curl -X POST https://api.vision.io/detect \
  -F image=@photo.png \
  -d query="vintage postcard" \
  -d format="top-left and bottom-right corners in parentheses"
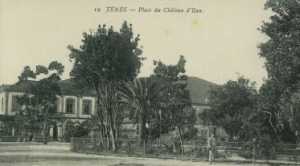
top-left (0, 0), bottom-right (299, 165)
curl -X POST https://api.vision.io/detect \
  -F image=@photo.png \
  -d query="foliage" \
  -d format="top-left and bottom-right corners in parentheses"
top-left (68, 21), bottom-right (143, 84)
top-left (15, 61), bottom-right (64, 144)
top-left (258, 80), bottom-right (299, 143)
top-left (119, 55), bottom-right (195, 154)
top-left (63, 121), bottom-right (75, 142)
top-left (205, 76), bottom-right (258, 140)
top-left (260, 0), bottom-right (300, 90)
top-left (63, 121), bottom-right (92, 142)
top-left (73, 120), bottom-right (93, 137)
top-left (68, 21), bottom-right (143, 151)
top-left (258, 0), bottom-right (300, 143)
top-left (151, 55), bottom-right (196, 153)
top-left (120, 77), bottom-right (166, 144)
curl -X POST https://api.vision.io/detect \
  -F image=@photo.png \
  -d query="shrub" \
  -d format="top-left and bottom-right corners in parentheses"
top-left (64, 121), bottom-right (91, 142)
top-left (239, 135), bottom-right (277, 160)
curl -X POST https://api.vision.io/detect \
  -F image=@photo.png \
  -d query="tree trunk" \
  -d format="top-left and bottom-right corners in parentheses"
top-left (95, 89), bottom-right (106, 150)
top-left (42, 108), bottom-right (49, 145)
top-left (104, 125), bottom-right (110, 150)
top-left (109, 124), bottom-right (116, 151)
top-left (177, 126), bottom-right (184, 154)
top-left (97, 125), bottom-right (104, 150)
top-left (112, 108), bottom-right (119, 150)
top-left (136, 111), bottom-right (146, 152)
top-left (107, 108), bottom-right (116, 151)
top-left (43, 120), bottom-right (48, 144)
top-left (138, 113), bottom-right (143, 145)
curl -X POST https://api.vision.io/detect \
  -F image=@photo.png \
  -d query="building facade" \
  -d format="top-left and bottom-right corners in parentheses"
top-left (0, 80), bottom-right (97, 141)
top-left (0, 77), bottom-right (224, 141)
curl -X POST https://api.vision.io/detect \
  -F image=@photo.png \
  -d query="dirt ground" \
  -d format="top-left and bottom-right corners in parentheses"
top-left (0, 142), bottom-right (268, 166)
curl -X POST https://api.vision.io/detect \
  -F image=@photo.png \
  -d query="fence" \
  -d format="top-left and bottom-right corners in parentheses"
top-left (70, 137), bottom-right (300, 163)
top-left (0, 135), bottom-right (54, 143)
top-left (0, 136), bottom-right (22, 142)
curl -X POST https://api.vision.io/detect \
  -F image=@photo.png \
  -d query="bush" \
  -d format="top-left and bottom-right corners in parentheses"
top-left (239, 142), bottom-right (253, 159)
top-left (239, 135), bottom-right (277, 160)
top-left (256, 135), bottom-right (277, 160)
top-left (195, 146), bottom-right (208, 158)
top-left (182, 127), bottom-right (198, 140)
top-left (64, 121), bottom-right (91, 142)
top-left (72, 125), bottom-right (90, 137)
top-left (63, 121), bottom-right (75, 142)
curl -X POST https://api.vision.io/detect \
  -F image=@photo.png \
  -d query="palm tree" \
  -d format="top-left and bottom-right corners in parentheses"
top-left (120, 77), bottom-right (166, 147)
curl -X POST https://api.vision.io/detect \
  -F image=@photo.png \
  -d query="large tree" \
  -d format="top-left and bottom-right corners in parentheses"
top-left (259, 0), bottom-right (300, 142)
top-left (68, 21), bottom-right (143, 151)
top-left (120, 76), bottom-right (166, 154)
top-left (120, 56), bottom-right (195, 153)
top-left (206, 77), bottom-right (258, 140)
top-left (16, 61), bottom-right (64, 144)
top-left (151, 55), bottom-right (196, 153)
top-left (121, 77), bottom-right (165, 145)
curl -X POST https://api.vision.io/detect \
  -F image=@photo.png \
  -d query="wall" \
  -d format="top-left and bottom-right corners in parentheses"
top-left (61, 95), bottom-right (96, 119)
top-left (78, 96), bottom-right (96, 118)
top-left (0, 92), bottom-right (6, 115)
top-left (4, 91), bottom-right (96, 119)
top-left (7, 92), bottom-right (24, 115)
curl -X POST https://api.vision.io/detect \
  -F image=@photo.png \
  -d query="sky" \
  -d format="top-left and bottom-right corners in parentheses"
top-left (0, 0), bottom-right (272, 87)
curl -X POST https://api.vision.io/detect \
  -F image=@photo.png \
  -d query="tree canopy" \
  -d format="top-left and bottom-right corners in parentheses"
top-left (205, 77), bottom-right (258, 140)
top-left (258, 0), bottom-right (300, 143)
top-left (15, 61), bottom-right (64, 144)
top-left (68, 21), bottom-right (143, 86)
top-left (68, 21), bottom-right (144, 151)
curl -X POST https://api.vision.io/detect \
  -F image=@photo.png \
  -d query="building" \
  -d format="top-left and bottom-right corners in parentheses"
top-left (0, 77), bottom-right (223, 141)
top-left (187, 77), bottom-right (227, 139)
top-left (0, 79), bottom-right (97, 141)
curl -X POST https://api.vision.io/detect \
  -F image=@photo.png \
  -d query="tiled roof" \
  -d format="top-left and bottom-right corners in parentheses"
top-left (58, 79), bottom-right (97, 96)
top-left (0, 77), bottom-right (218, 104)
top-left (4, 80), bottom-right (36, 92)
top-left (0, 79), bottom-right (96, 96)
top-left (0, 84), bottom-right (11, 92)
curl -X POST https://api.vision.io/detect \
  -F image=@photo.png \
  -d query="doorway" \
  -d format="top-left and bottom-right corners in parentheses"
top-left (53, 124), bottom-right (58, 141)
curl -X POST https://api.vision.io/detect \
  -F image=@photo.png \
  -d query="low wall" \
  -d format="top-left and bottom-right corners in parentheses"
top-left (70, 137), bottom-right (214, 159)
top-left (70, 137), bottom-right (98, 152)
top-left (0, 136), bottom-right (26, 142)
top-left (70, 137), bottom-right (300, 162)
top-left (0, 136), bottom-right (52, 142)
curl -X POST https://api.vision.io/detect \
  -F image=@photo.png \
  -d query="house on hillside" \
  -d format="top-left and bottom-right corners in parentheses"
top-left (0, 77), bottom-right (226, 141)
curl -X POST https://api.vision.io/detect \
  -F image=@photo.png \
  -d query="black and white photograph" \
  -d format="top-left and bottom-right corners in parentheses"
top-left (0, 0), bottom-right (300, 165)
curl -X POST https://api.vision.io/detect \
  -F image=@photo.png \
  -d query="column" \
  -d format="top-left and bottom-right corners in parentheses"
top-left (77, 97), bottom-right (80, 118)
top-left (57, 124), bottom-right (63, 141)
top-left (49, 126), bottom-right (54, 138)
top-left (11, 127), bottom-right (15, 136)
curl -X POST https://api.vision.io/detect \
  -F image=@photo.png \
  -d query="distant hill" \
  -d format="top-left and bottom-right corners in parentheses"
top-left (186, 76), bottom-right (219, 105)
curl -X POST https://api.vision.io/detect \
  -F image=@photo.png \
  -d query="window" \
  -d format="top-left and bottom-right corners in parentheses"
top-left (82, 99), bottom-right (92, 115)
top-left (11, 95), bottom-right (21, 112)
top-left (55, 97), bottom-right (60, 113)
top-left (65, 98), bottom-right (75, 114)
top-left (0, 97), bottom-right (3, 113)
